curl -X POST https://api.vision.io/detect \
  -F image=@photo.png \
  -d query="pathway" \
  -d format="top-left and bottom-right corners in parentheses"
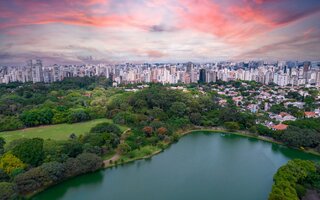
top-left (104, 128), bottom-right (131, 167)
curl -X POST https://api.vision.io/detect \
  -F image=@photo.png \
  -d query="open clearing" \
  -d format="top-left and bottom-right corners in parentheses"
top-left (0, 118), bottom-right (127, 143)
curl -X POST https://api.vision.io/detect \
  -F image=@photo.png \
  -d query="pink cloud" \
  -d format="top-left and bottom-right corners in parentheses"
top-left (146, 50), bottom-right (167, 58)
top-left (173, 0), bottom-right (264, 42)
top-left (170, 0), bottom-right (320, 43)
top-left (0, 0), bottom-right (165, 31)
top-left (1, 0), bottom-right (318, 40)
top-left (0, 0), bottom-right (120, 29)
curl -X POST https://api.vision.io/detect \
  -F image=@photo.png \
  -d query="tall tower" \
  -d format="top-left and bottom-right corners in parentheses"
top-left (28, 59), bottom-right (44, 83)
top-left (186, 62), bottom-right (193, 73)
top-left (199, 69), bottom-right (206, 83)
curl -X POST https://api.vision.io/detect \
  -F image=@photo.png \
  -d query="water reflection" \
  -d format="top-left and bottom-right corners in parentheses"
top-left (33, 132), bottom-right (320, 200)
top-left (34, 171), bottom-right (104, 200)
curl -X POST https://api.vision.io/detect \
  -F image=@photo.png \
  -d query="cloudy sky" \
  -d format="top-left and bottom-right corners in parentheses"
top-left (0, 0), bottom-right (320, 65)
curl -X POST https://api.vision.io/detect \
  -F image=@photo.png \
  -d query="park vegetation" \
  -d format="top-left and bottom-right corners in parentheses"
top-left (0, 78), bottom-right (320, 198)
top-left (269, 159), bottom-right (320, 200)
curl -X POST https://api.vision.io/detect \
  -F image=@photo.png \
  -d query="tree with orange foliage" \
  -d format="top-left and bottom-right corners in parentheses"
top-left (157, 127), bottom-right (168, 136)
top-left (142, 126), bottom-right (153, 137)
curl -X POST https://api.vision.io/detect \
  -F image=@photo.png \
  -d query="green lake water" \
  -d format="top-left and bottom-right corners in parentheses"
top-left (33, 132), bottom-right (319, 200)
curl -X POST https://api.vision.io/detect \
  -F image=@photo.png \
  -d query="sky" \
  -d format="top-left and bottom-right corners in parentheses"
top-left (0, 0), bottom-right (320, 65)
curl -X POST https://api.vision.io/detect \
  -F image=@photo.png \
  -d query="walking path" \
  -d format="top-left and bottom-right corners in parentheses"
top-left (104, 128), bottom-right (131, 167)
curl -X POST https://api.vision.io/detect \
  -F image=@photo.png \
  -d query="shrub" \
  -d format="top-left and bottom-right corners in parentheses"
top-left (0, 182), bottom-right (18, 200)
top-left (224, 122), bottom-right (240, 131)
top-left (0, 116), bottom-right (24, 132)
top-left (14, 167), bottom-right (51, 194)
top-left (90, 122), bottom-right (121, 136)
top-left (117, 143), bottom-right (131, 154)
top-left (67, 108), bottom-right (91, 123)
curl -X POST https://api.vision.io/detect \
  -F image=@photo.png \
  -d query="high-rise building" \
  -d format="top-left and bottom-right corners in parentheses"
top-left (186, 62), bottom-right (193, 73)
top-left (28, 59), bottom-right (43, 83)
top-left (199, 69), bottom-right (206, 83)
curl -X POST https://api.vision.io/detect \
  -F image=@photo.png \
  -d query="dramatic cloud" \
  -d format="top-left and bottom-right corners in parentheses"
top-left (0, 0), bottom-right (319, 65)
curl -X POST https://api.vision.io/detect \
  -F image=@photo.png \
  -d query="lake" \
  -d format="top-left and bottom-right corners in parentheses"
top-left (33, 132), bottom-right (319, 200)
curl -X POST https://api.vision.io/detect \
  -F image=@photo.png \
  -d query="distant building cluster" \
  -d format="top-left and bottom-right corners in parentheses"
top-left (1, 60), bottom-right (320, 86)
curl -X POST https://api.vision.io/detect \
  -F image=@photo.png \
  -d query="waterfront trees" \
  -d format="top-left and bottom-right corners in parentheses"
top-left (12, 138), bottom-right (44, 166)
top-left (269, 159), bottom-right (317, 200)
top-left (0, 153), bottom-right (26, 175)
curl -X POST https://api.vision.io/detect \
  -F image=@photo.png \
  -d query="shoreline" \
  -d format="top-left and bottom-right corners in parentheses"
top-left (104, 127), bottom-right (320, 169)
top-left (30, 127), bottom-right (320, 198)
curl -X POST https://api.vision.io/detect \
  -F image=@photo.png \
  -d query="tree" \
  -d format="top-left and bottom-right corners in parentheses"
top-left (67, 108), bottom-right (91, 123)
top-left (113, 112), bottom-right (136, 125)
top-left (149, 107), bottom-right (168, 120)
top-left (64, 153), bottom-right (102, 178)
top-left (43, 140), bottom-right (67, 163)
top-left (270, 104), bottom-right (286, 114)
top-left (0, 116), bottom-right (24, 132)
top-left (12, 138), bottom-right (44, 166)
top-left (83, 133), bottom-right (105, 147)
top-left (170, 102), bottom-right (187, 117)
top-left (256, 124), bottom-right (274, 137)
top-left (280, 126), bottom-right (320, 148)
top-left (142, 126), bottom-right (153, 137)
top-left (20, 108), bottom-right (54, 127)
top-left (90, 122), bottom-right (121, 136)
top-left (224, 122), bottom-right (240, 131)
top-left (304, 95), bottom-right (316, 111)
top-left (157, 127), bottom-right (168, 136)
top-left (41, 161), bottom-right (65, 182)
top-left (64, 158), bottom-right (82, 178)
top-left (269, 159), bottom-right (316, 200)
top-left (287, 105), bottom-right (304, 118)
top-left (0, 182), bottom-right (18, 200)
top-left (0, 153), bottom-right (26, 175)
top-left (62, 140), bottom-right (83, 158)
top-left (76, 153), bottom-right (103, 173)
top-left (14, 167), bottom-right (51, 194)
top-left (69, 133), bottom-right (77, 140)
top-left (117, 143), bottom-right (131, 154)
top-left (285, 91), bottom-right (303, 101)
top-left (189, 112), bottom-right (202, 125)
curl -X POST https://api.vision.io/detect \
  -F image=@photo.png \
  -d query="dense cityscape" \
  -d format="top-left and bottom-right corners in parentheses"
top-left (1, 0), bottom-right (320, 199)
top-left (1, 60), bottom-right (320, 87)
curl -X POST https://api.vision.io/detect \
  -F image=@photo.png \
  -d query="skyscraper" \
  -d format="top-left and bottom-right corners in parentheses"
top-left (28, 59), bottom-right (43, 83)
top-left (199, 69), bottom-right (206, 83)
top-left (186, 62), bottom-right (194, 73)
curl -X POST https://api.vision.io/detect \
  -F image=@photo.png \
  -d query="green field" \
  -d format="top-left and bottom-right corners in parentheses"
top-left (0, 118), bottom-right (127, 143)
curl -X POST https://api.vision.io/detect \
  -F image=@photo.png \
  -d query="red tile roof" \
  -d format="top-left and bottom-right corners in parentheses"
top-left (279, 112), bottom-right (289, 117)
top-left (272, 124), bottom-right (288, 131)
top-left (304, 112), bottom-right (316, 117)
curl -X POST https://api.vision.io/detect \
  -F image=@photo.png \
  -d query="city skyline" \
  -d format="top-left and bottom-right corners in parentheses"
top-left (1, 59), bottom-right (320, 86)
top-left (0, 0), bottom-right (320, 65)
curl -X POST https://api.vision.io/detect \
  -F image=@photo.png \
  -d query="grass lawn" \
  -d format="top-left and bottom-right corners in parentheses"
top-left (0, 118), bottom-right (127, 143)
